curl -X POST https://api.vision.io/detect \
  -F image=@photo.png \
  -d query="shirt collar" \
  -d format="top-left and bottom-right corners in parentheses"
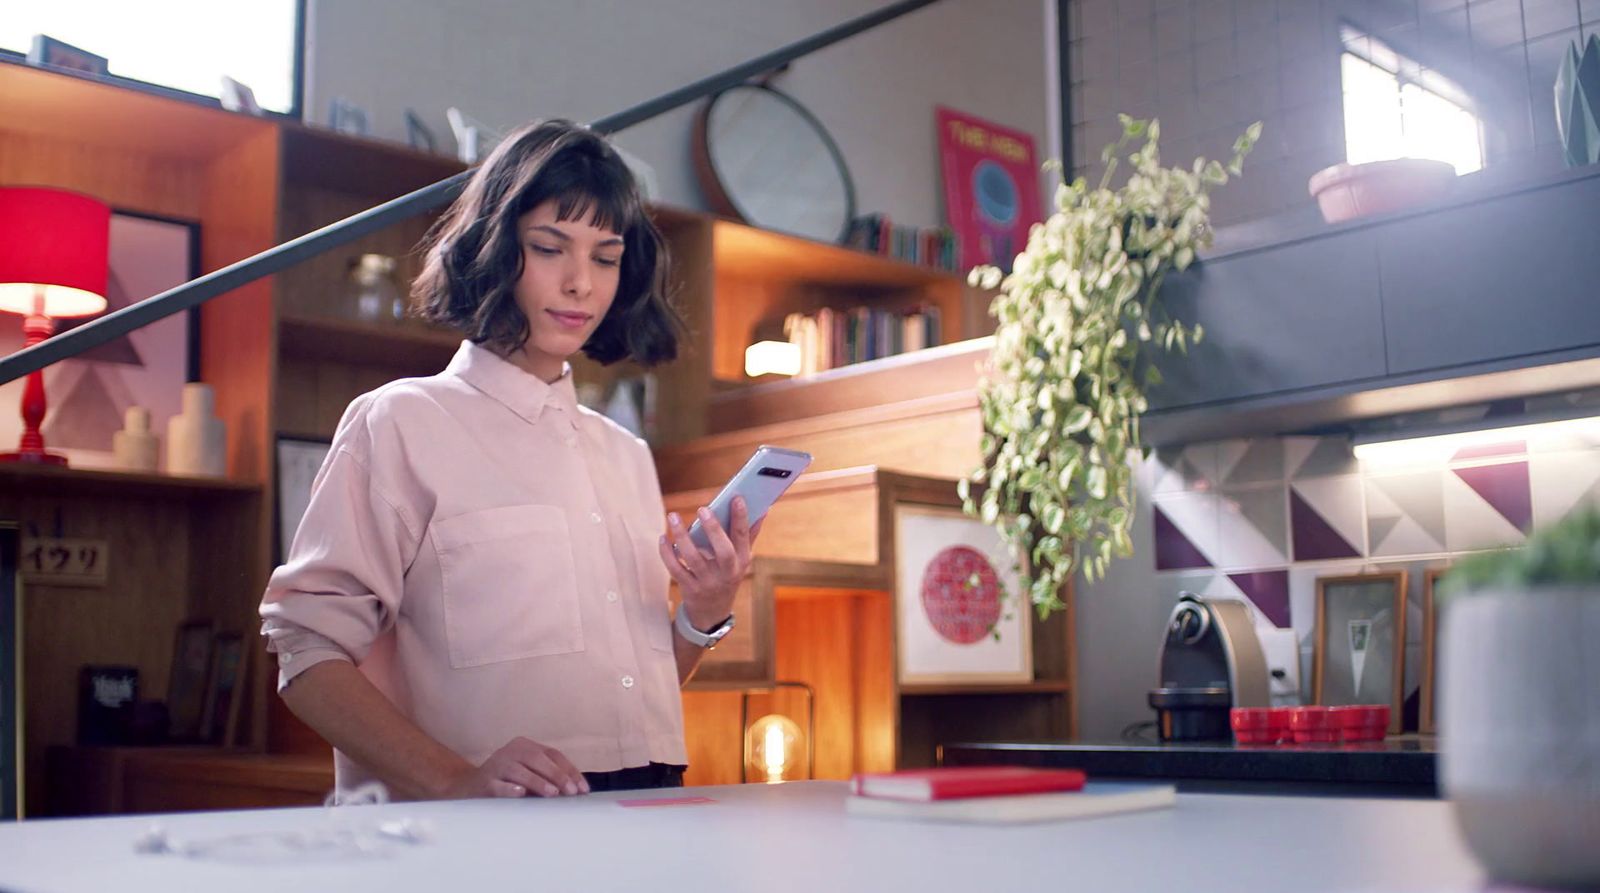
top-left (445, 340), bottom-right (577, 425)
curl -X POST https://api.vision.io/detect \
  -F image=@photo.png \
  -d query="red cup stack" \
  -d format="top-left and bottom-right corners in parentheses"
top-left (1231, 705), bottom-right (1391, 746)
top-left (1329, 705), bottom-right (1389, 743)
top-left (1229, 707), bottom-right (1292, 745)
top-left (1288, 706), bottom-right (1341, 744)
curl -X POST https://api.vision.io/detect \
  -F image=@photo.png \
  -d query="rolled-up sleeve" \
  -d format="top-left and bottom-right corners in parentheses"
top-left (260, 402), bottom-right (420, 692)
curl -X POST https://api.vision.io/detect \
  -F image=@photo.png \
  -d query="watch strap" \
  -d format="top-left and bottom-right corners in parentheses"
top-left (674, 608), bottom-right (735, 648)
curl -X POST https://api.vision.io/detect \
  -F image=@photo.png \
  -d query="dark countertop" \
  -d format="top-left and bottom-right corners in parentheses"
top-left (939, 737), bottom-right (1439, 798)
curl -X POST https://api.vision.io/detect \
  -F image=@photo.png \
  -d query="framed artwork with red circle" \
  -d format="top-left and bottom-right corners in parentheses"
top-left (892, 503), bottom-right (1032, 685)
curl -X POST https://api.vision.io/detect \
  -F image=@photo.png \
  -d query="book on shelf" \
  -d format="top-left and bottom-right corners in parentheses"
top-left (844, 213), bottom-right (960, 272)
top-left (782, 304), bottom-right (941, 376)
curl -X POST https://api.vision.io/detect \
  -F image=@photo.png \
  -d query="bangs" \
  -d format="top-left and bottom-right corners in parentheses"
top-left (521, 145), bottom-right (642, 236)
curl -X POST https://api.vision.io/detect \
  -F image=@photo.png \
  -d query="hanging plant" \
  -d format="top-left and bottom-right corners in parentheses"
top-left (960, 114), bottom-right (1261, 618)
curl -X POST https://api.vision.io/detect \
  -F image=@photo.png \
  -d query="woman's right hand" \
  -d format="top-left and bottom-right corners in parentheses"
top-left (442, 737), bottom-right (590, 799)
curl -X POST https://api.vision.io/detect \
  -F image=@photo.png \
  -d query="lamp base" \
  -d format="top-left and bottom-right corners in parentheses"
top-left (0, 449), bottom-right (68, 466)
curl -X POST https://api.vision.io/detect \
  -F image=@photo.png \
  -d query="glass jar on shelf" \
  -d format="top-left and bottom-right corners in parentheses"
top-left (346, 253), bottom-right (404, 323)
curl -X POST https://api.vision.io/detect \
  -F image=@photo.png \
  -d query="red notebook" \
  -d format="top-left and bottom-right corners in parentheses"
top-left (851, 766), bottom-right (1087, 802)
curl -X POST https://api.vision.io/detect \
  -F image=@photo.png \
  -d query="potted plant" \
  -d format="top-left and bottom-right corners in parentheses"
top-left (1436, 508), bottom-right (1600, 890)
top-left (1306, 158), bottom-right (1458, 224)
top-left (960, 115), bottom-right (1259, 617)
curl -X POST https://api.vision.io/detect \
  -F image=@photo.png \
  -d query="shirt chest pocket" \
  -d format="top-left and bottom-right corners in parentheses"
top-left (431, 504), bottom-right (583, 668)
top-left (621, 516), bottom-right (674, 653)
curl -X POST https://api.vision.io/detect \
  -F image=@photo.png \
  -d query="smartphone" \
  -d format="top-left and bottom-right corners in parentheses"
top-left (686, 445), bottom-right (813, 552)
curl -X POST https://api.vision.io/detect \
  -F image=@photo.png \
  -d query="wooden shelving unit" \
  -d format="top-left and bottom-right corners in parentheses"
top-left (711, 219), bottom-right (960, 288)
top-left (276, 314), bottom-right (460, 368)
top-left (278, 123), bottom-right (465, 196)
top-left (0, 463), bottom-right (260, 501)
top-left (1, 59), bottom-right (280, 817)
top-left (0, 59), bottom-right (1071, 810)
top-left (704, 216), bottom-right (981, 386)
top-left (0, 60), bottom-right (275, 162)
top-left (44, 745), bottom-right (332, 816)
top-left (704, 336), bottom-right (993, 435)
top-left (900, 680), bottom-right (1075, 696)
top-left (670, 470), bottom-right (1074, 785)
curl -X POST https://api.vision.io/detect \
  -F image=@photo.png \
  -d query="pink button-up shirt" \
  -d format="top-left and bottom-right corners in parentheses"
top-left (260, 340), bottom-right (685, 789)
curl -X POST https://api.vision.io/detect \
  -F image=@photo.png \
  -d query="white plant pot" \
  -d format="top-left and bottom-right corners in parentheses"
top-left (1440, 588), bottom-right (1600, 889)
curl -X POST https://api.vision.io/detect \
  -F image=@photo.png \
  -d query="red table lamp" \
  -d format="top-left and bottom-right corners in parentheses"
top-left (0, 187), bottom-right (110, 466)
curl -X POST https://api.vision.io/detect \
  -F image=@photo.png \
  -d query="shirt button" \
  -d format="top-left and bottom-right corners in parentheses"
top-left (564, 436), bottom-right (578, 448)
top-left (621, 675), bottom-right (635, 689)
top-left (605, 590), bottom-right (618, 603)
top-left (590, 512), bottom-right (603, 524)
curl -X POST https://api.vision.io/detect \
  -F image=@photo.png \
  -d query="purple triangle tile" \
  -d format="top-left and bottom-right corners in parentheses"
top-left (1154, 504), bottom-right (1212, 570)
top-left (1228, 570), bottom-right (1290, 628)
top-left (1290, 488), bottom-right (1362, 560)
top-left (1453, 461), bottom-right (1532, 533)
top-left (1452, 440), bottom-right (1526, 461)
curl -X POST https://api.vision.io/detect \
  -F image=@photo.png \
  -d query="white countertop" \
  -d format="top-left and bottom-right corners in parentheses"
top-left (0, 781), bottom-right (1483, 893)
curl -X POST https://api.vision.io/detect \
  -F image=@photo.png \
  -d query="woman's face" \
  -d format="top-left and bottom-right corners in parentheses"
top-left (507, 199), bottom-right (624, 381)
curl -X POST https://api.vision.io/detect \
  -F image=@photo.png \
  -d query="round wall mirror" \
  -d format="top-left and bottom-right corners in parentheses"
top-left (694, 84), bottom-right (856, 243)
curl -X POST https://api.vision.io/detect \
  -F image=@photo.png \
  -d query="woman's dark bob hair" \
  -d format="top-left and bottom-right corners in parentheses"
top-left (413, 119), bottom-right (684, 366)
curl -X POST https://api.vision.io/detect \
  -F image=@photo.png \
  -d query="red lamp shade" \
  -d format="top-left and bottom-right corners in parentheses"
top-left (0, 186), bottom-right (111, 318)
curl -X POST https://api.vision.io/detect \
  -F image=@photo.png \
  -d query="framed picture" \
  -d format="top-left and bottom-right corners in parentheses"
top-left (328, 97), bottom-right (370, 136)
top-left (220, 76), bottom-right (262, 116)
top-left (274, 436), bottom-right (333, 564)
top-left (165, 621), bottom-right (214, 742)
top-left (0, 211), bottom-right (199, 469)
top-left (76, 665), bottom-right (137, 746)
top-left (199, 633), bottom-right (245, 746)
top-left (1313, 571), bottom-right (1407, 734)
top-left (1, 523), bottom-right (20, 820)
top-left (893, 502), bottom-right (1031, 686)
top-left (936, 106), bottom-right (1042, 273)
top-left (1421, 567), bottom-right (1446, 736)
top-left (405, 109), bottom-right (436, 153)
top-left (27, 35), bottom-right (109, 76)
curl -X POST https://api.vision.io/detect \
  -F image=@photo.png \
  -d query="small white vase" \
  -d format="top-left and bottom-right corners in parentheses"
top-left (1441, 588), bottom-right (1600, 890)
top-left (111, 406), bottom-right (159, 472)
top-left (166, 383), bottom-right (226, 477)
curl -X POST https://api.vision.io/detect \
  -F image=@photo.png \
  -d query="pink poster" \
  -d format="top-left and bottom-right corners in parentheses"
top-left (936, 106), bottom-right (1042, 274)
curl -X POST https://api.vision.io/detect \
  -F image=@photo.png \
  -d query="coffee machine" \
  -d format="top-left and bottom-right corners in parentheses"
top-left (1148, 593), bottom-right (1271, 741)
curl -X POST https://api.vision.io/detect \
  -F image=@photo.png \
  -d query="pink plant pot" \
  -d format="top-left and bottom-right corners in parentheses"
top-left (1307, 158), bottom-right (1458, 224)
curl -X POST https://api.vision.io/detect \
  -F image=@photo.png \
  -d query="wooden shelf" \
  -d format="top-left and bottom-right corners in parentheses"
top-left (700, 211), bottom-right (979, 383)
top-left (712, 218), bottom-right (962, 289)
top-left (899, 681), bottom-right (1072, 696)
top-left (707, 337), bottom-right (992, 433)
top-left (277, 313), bottom-right (461, 368)
top-left (46, 746), bottom-right (333, 816)
top-left (0, 59), bottom-right (275, 161)
top-left (0, 462), bottom-right (260, 501)
top-left (281, 124), bottom-right (467, 196)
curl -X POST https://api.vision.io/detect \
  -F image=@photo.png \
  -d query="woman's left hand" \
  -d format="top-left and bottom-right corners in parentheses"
top-left (657, 497), bottom-right (763, 631)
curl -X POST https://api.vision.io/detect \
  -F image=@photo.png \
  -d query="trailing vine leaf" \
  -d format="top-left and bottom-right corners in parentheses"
top-left (965, 116), bottom-right (1260, 620)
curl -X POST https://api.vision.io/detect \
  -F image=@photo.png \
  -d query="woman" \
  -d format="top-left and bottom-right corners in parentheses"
top-left (260, 120), bottom-right (755, 800)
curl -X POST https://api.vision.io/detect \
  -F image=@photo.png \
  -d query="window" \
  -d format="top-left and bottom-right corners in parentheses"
top-left (1, 1), bottom-right (300, 115)
top-left (1340, 26), bottom-right (1482, 174)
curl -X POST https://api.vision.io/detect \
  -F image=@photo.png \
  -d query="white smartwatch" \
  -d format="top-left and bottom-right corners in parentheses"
top-left (674, 609), bottom-right (736, 650)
